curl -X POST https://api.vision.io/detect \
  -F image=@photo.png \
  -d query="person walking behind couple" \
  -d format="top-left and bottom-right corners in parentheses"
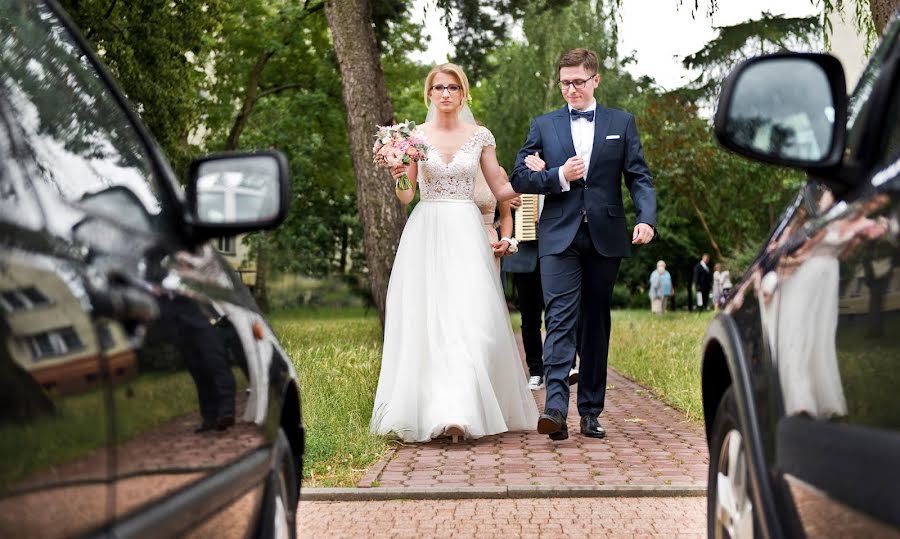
top-left (649, 260), bottom-right (673, 314)
top-left (370, 63), bottom-right (538, 443)
top-left (511, 48), bottom-right (657, 441)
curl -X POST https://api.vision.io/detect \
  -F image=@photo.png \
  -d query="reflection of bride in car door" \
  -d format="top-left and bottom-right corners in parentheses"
top-left (766, 193), bottom-right (888, 419)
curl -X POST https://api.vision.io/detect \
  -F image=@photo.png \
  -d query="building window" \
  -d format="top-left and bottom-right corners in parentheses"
top-left (97, 324), bottom-right (115, 350)
top-left (216, 236), bottom-right (236, 255)
top-left (0, 286), bottom-right (51, 312)
top-left (22, 287), bottom-right (49, 306)
top-left (27, 327), bottom-right (84, 360)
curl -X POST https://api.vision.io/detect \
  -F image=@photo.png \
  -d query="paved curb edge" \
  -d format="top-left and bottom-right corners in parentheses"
top-left (355, 444), bottom-right (398, 488)
top-left (301, 484), bottom-right (707, 502)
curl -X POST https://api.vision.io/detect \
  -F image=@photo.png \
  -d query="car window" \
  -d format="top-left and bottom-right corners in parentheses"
top-left (845, 21), bottom-right (900, 163)
top-left (0, 111), bottom-right (42, 230)
top-left (0, 2), bottom-right (161, 222)
top-left (874, 72), bottom-right (900, 169)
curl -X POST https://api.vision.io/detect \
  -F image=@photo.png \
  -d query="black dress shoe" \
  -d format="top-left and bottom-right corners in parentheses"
top-left (215, 415), bottom-right (236, 431)
top-left (194, 420), bottom-right (216, 433)
top-left (549, 423), bottom-right (569, 441)
top-left (580, 415), bottom-right (606, 439)
top-left (537, 408), bottom-right (568, 440)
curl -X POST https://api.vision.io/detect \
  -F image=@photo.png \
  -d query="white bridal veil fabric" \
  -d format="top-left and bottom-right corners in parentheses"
top-left (369, 124), bottom-right (538, 442)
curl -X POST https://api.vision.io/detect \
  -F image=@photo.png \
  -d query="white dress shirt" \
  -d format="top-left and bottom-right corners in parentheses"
top-left (557, 99), bottom-right (597, 193)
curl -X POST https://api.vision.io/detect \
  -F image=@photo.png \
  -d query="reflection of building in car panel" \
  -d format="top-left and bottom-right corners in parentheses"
top-left (0, 267), bottom-right (135, 396)
top-left (839, 259), bottom-right (899, 316)
top-left (215, 234), bottom-right (257, 288)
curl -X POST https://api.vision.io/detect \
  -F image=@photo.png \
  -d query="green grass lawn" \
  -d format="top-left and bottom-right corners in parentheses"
top-left (273, 306), bottom-right (712, 487)
top-left (608, 310), bottom-right (712, 423)
top-left (270, 307), bottom-right (387, 487)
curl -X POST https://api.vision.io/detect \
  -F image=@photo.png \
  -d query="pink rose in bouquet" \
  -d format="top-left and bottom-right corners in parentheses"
top-left (372, 120), bottom-right (428, 190)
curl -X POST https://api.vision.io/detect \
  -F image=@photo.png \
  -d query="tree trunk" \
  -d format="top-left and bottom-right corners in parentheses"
top-left (254, 233), bottom-right (271, 313)
top-left (325, 0), bottom-right (407, 327)
top-left (686, 192), bottom-right (724, 260)
top-left (225, 50), bottom-right (274, 152)
top-left (870, 0), bottom-right (900, 35)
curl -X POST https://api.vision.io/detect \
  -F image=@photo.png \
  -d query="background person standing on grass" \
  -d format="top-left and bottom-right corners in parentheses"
top-left (649, 260), bottom-right (673, 315)
top-left (693, 253), bottom-right (712, 311)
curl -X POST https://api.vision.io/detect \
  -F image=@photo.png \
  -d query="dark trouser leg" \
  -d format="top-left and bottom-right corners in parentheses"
top-left (576, 238), bottom-right (621, 418)
top-left (574, 305), bottom-right (583, 370)
top-left (514, 262), bottom-right (545, 377)
top-left (539, 243), bottom-right (582, 418)
top-left (177, 299), bottom-right (235, 421)
top-left (700, 286), bottom-right (711, 310)
top-left (205, 325), bottom-right (236, 418)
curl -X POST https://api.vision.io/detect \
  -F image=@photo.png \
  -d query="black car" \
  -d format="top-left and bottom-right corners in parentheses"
top-left (702, 13), bottom-right (900, 539)
top-left (0, 1), bottom-right (303, 538)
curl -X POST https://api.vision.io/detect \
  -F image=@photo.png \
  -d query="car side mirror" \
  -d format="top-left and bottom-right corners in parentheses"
top-left (714, 53), bottom-right (848, 170)
top-left (186, 151), bottom-right (290, 242)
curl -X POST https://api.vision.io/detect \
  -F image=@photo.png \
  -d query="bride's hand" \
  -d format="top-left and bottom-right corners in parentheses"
top-left (389, 164), bottom-right (408, 179)
top-left (491, 240), bottom-right (509, 257)
top-left (524, 152), bottom-right (546, 172)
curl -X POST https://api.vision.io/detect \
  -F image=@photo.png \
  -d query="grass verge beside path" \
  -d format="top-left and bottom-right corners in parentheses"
top-left (608, 310), bottom-right (713, 423)
top-left (271, 307), bottom-right (387, 487)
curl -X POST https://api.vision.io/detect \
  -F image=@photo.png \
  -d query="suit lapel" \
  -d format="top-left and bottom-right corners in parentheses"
top-left (552, 106), bottom-right (577, 158)
top-left (588, 106), bottom-right (611, 178)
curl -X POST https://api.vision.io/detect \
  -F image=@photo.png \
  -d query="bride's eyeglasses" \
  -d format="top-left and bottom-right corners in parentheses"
top-left (558, 75), bottom-right (596, 91)
top-left (430, 84), bottom-right (462, 94)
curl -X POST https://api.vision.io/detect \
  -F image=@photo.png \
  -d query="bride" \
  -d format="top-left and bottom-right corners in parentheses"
top-left (370, 64), bottom-right (539, 443)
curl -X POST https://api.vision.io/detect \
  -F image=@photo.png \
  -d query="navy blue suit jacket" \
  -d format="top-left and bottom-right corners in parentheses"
top-left (510, 105), bottom-right (656, 258)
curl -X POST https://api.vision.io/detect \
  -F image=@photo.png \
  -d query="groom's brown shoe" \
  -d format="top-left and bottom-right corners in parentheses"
top-left (537, 409), bottom-right (568, 441)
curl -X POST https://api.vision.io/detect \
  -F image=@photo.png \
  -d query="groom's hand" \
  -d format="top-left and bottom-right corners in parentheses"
top-left (561, 156), bottom-right (586, 181)
top-left (632, 223), bottom-right (654, 245)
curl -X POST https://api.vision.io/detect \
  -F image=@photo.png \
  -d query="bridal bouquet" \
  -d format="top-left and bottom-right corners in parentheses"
top-left (372, 120), bottom-right (428, 190)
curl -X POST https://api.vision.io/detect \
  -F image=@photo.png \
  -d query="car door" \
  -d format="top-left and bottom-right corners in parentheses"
top-left (0, 58), bottom-right (114, 539)
top-left (767, 21), bottom-right (900, 536)
top-left (2, 2), bottom-right (272, 537)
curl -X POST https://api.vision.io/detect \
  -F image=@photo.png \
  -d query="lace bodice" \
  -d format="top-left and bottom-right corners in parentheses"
top-left (416, 126), bottom-right (496, 201)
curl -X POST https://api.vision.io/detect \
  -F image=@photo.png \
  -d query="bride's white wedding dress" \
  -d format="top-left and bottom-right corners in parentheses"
top-left (370, 125), bottom-right (539, 442)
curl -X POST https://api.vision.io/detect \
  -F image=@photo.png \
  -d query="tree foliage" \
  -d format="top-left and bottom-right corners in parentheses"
top-left (681, 12), bottom-right (821, 100)
top-left (58, 0), bottom-right (224, 175)
top-left (433, 0), bottom-right (573, 83)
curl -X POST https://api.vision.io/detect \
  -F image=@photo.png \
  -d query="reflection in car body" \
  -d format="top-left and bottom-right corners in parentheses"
top-left (0, 1), bottom-right (303, 538)
top-left (701, 14), bottom-right (900, 539)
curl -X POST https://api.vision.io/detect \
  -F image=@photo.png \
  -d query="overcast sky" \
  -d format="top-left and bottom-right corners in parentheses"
top-left (410, 0), bottom-right (824, 91)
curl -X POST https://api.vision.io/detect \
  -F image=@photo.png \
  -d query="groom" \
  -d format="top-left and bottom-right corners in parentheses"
top-left (510, 48), bottom-right (656, 440)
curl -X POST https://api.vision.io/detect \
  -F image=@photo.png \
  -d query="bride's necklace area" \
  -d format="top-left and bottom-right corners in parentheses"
top-left (424, 124), bottom-right (478, 166)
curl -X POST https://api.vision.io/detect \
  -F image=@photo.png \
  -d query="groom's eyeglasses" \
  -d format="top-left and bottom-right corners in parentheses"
top-left (558, 75), bottom-right (596, 91)
top-left (430, 84), bottom-right (462, 94)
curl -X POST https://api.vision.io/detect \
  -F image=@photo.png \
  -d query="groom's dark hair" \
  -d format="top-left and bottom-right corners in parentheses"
top-left (558, 48), bottom-right (599, 76)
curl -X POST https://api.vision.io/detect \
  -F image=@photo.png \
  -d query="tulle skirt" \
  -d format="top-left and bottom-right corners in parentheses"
top-left (370, 199), bottom-right (539, 442)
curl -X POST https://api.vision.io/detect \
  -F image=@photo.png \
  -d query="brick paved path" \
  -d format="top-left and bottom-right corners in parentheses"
top-left (298, 497), bottom-right (707, 538)
top-left (358, 335), bottom-right (708, 489)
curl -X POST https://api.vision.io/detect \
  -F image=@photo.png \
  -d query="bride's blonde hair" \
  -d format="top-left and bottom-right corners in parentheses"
top-left (423, 63), bottom-right (472, 108)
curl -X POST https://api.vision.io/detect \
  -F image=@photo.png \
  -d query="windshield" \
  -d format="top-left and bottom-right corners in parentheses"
top-left (0, 1), bottom-right (162, 217)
